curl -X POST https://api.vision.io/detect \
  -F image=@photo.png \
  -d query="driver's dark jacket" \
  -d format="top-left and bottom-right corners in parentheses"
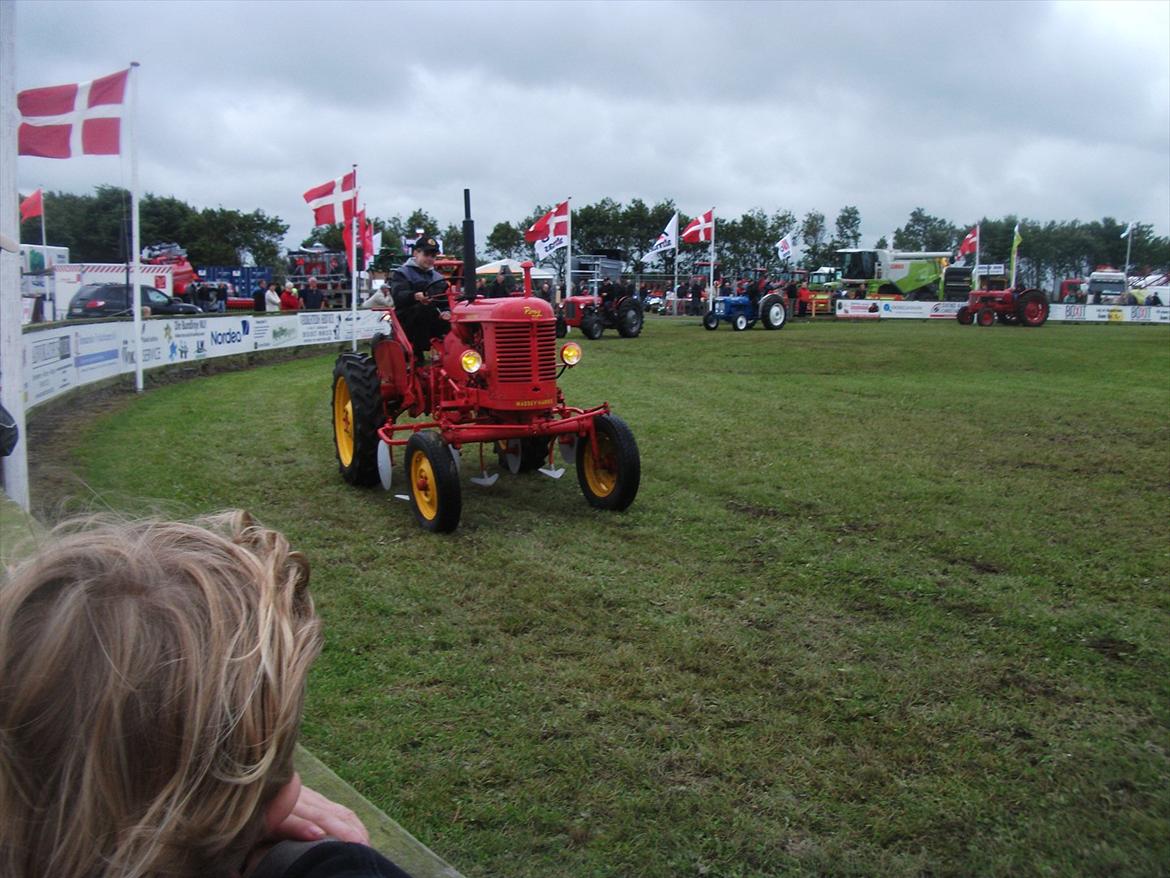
top-left (389, 259), bottom-right (445, 311)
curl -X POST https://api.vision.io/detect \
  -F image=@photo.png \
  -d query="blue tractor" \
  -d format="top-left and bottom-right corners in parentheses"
top-left (702, 291), bottom-right (787, 331)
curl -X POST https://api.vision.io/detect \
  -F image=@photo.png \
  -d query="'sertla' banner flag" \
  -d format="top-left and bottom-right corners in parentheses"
top-left (525, 200), bottom-right (570, 261)
top-left (19, 189), bottom-right (43, 222)
top-left (681, 209), bottom-right (714, 244)
top-left (641, 213), bottom-right (679, 263)
top-left (18, 68), bottom-right (130, 158)
top-left (303, 172), bottom-right (357, 226)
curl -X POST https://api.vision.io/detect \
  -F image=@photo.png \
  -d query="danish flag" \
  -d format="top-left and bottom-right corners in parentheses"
top-left (681, 209), bottom-right (714, 244)
top-left (17, 68), bottom-right (130, 159)
top-left (303, 171), bottom-right (357, 226)
top-left (957, 225), bottom-right (979, 260)
top-left (524, 200), bottom-right (570, 242)
top-left (343, 208), bottom-right (376, 269)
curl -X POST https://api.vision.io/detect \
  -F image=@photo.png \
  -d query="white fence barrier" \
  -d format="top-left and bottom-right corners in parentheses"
top-left (835, 299), bottom-right (1170, 323)
top-left (21, 310), bottom-right (387, 410)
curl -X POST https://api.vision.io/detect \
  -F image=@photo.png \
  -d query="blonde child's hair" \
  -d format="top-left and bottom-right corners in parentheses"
top-left (0, 511), bottom-right (323, 878)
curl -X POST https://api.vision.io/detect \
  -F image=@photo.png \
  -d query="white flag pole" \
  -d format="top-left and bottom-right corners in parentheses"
top-left (39, 187), bottom-right (49, 317)
top-left (1123, 223), bottom-right (1132, 292)
top-left (672, 211), bottom-right (678, 303)
top-left (1, 0), bottom-right (31, 510)
top-left (564, 197), bottom-right (571, 303)
top-left (708, 209), bottom-right (715, 313)
top-left (350, 164), bottom-right (358, 351)
top-left (129, 61), bottom-right (143, 393)
top-left (973, 222), bottom-right (980, 291)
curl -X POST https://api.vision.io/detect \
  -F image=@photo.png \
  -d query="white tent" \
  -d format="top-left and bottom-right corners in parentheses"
top-left (475, 258), bottom-right (556, 280)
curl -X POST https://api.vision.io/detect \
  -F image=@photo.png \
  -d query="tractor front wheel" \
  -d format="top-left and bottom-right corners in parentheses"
top-left (1017, 291), bottom-right (1049, 327)
top-left (702, 311), bottom-right (719, 330)
top-left (977, 308), bottom-right (996, 327)
top-left (577, 414), bottom-right (640, 511)
top-left (581, 310), bottom-right (604, 340)
top-left (956, 306), bottom-right (973, 325)
top-left (732, 314), bottom-right (749, 331)
top-left (555, 315), bottom-right (567, 338)
top-left (760, 294), bottom-right (786, 330)
top-left (405, 432), bottom-right (462, 533)
top-left (332, 353), bottom-right (382, 487)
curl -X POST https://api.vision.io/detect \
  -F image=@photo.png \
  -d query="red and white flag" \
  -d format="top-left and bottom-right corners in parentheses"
top-left (525, 200), bottom-right (570, 260)
top-left (681, 209), bottom-right (714, 244)
top-left (343, 208), bottom-right (375, 269)
top-left (956, 225), bottom-right (979, 261)
top-left (303, 171), bottom-right (357, 226)
top-left (19, 189), bottom-right (43, 222)
top-left (18, 68), bottom-right (130, 159)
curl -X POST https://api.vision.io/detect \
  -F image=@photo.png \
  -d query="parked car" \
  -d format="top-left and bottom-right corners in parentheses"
top-left (66, 283), bottom-right (201, 319)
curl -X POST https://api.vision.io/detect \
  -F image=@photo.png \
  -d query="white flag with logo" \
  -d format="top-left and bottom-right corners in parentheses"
top-left (776, 232), bottom-right (796, 262)
top-left (1120, 222), bottom-right (1133, 239)
top-left (525, 201), bottom-right (570, 261)
top-left (641, 213), bottom-right (679, 264)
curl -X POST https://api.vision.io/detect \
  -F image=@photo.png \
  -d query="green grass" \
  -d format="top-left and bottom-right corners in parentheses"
top-left (32, 318), bottom-right (1170, 877)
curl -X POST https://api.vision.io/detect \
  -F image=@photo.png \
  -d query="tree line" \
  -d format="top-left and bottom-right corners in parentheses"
top-left (23, 187), bottom-right (1168, 294)
top-left (19, 186), bottom-right (288, 269)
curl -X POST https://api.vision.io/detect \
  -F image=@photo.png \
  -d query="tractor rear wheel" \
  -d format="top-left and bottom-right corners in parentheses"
top-left (1017, 291), bottom-right (1049, 327)
top-left (732, 314), bottom-right (749, 331)
top-left (616, 298), bottom-right (644, 337)
top-left (702, 311), bottom-right (719, 330)
top-left (332, 353), bottom-right (382, 487)
top-left (405, 432), bottom-right (462, 533)
top-left (577, 414), bottom-right (640, 511)
top-left (977, 308), bottom-right (995, 327)
top-left (581, 310), bottom-right (603, 340)
top-left (956, 306), bottom-right (973, 325)
top-left (760, 294), bottom-right (787, 330)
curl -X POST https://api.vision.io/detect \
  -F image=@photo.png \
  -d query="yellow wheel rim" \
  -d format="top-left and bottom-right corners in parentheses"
top-left (583, 429), bottom-right (617, 497)
top-left (333, 376), bottom-right (354, 466)
top-left (410, 450), bottom-right (439, 520)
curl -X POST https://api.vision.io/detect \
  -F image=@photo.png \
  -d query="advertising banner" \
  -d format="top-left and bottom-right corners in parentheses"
top-left (1049, 303), bottom-right (1170, 324)
top-left (251, 315), bottom-right (301, 351)
top-left (835, 300), bottom-right (882, 319)
top-left (26, 329), bottom-right (78, 406)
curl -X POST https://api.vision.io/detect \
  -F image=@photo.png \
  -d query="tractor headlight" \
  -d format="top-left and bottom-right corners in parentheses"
top-left (460, 349), bottom-right (483, 373)
top-left (560, 342), bottom-right (582, 367)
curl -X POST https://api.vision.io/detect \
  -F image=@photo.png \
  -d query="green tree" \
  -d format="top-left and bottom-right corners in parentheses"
top-left (834, 206), bottom-right (861, 248)
top-left (486, 221), bottom-right (523, 259)
top-left (800, 211), bottom-right (827, 269)
top-left (893, 207), bottom-right (958, 252)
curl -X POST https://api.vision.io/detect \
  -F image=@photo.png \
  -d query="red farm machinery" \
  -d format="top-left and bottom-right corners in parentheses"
top-left (330, 190), bottom-right (641, 533)
top-left (955, 280), bottom-right (1050, 327)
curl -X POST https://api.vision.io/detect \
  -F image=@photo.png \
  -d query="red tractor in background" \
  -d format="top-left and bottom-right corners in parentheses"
top-left (143, 243), bottom-right (253, 310)
top-left (956, 282), bottom-right (1049, 327)
top-left (331, 190), bottom-right (641, 533)
top-left (557, 283), bottom-right (644, 340)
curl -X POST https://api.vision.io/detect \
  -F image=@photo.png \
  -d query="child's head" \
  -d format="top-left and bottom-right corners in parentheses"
top-left (0, 511), bottom-right (322, 878)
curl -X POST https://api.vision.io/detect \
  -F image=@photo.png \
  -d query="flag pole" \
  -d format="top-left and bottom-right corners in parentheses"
top-left (672, 210), bottom-right (678, 307)
top-left (972, 222), bottom-right (980, 292)
top-left (350, 164), bottom-right (358, 351)
top-left (129, 61), bottom-right (143, 393)
top-left (564, 197), bottom-right (572, 303)
top-left (708, 209), bottom-right (715, 313)
top-left (1009, 224), bottom-right (1019, 290)
top-left (39, 187), bottom-right (49, 317)
top-left (1, 0), bottom-right (31, 510)
top-left (1123, 221), bottom-right (1132, 293)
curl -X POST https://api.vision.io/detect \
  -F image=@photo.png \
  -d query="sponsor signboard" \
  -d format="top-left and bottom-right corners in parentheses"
top-left (1049, 304), bottom-right (1170, 323)
top-left (252, 315), bottom-right (301, 351)
top-left (835, 300), bottom-right (882, 319)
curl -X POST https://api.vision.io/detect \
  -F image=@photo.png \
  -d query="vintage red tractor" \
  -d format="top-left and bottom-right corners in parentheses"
top-left (556, 284), bottom-right (643, 340)
top-left (956, 285), bottom-right (1050, 327)
top-left (331, 191), bottom-right (641, 533)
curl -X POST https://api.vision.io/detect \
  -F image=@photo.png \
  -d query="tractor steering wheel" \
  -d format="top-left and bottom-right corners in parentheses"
top-left (420, 278), bottom-right (449, 304)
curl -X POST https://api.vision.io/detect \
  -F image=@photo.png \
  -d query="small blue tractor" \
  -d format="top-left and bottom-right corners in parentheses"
top-left (702, 291), bottom-right (787, 331)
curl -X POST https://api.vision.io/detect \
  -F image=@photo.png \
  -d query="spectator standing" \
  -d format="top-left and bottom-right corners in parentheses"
top-left (264, 282), bottom-right (282, 312)
top-left (301, 276), bottom-right (325, 310)
top-left (253, 278), bottom-right (269, 312)
top-left (279, 283), bottom-right (302, 311)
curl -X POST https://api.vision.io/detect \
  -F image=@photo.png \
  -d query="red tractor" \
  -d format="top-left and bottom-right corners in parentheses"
top-left (557, 283), bottom-right (644, 340)
top-left (956, 284), bottom-right (1050, 327)
top-left (331, 191), bottom-right (641, 533)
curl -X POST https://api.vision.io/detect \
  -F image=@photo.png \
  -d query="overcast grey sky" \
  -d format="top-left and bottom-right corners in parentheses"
top-left (13, 0), bottom-right (1170, 251)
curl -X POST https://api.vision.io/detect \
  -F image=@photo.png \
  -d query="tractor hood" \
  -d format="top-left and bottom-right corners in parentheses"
top-left (453, 294), bottom-right (555, 323)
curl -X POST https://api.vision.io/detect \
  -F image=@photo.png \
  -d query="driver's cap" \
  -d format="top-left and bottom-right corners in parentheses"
top-left (412, 237), bottom-right (440, 254)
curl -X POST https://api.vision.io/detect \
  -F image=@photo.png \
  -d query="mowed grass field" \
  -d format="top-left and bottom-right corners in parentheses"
top-left (31, 318), bottom-right (1170, 877)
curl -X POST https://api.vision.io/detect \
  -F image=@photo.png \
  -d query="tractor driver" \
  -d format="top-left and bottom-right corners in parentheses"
top-left (390, 236), bottom-right (450, 362)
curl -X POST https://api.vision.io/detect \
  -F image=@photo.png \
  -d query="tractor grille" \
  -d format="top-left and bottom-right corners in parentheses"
top-left (495, 323), bottom-right (557, 383)
top-left (563, 301), bottom-right (577, 319)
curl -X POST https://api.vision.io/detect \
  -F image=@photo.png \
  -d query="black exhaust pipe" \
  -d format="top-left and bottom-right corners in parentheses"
top-left (462, 189), bottom-right (476, 301)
